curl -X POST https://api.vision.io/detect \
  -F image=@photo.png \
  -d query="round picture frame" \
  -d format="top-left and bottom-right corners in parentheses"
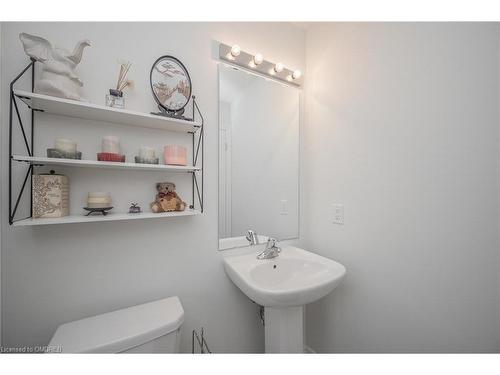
top-left (150, 55), bottom-right (192, 115)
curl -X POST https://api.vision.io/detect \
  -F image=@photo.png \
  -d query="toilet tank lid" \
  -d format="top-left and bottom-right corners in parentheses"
top-left (48, 296), bottom-right (184, 353)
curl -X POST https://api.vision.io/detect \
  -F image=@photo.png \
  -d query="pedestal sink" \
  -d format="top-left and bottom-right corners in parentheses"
top-left (222, 245), bottom-right (346, 353)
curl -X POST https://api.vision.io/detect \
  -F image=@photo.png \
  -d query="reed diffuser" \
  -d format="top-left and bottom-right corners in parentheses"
top-left (106, 60), bottom-right (133, 109)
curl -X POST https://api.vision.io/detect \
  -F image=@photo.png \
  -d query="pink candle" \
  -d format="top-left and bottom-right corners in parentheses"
top-left (164, 145), bottom-right (187, 166)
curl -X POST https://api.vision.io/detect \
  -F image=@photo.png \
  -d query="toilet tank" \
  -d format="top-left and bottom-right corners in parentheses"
top-left (48, 296), bottom-right (184, 353)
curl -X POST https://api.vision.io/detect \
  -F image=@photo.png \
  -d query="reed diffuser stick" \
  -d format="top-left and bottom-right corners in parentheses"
top-left (115, 61), bottom-right (132, 92)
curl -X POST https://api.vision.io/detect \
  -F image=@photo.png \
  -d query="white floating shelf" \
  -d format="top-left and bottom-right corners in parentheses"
top-left (12, 209), bottom-right (201, 226)
top-left (13, 155), bottom-right (200, 173)
top-left (14, 90), bottom-right (201, 133)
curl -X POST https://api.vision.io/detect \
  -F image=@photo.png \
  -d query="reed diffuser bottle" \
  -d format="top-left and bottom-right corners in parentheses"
top-left (106, 89), bottom-right (124, 109)
top-left (106, 60), bottom-right (133, 109)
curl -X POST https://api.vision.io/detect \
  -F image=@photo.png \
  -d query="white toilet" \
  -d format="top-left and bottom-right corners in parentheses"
top-left (48, 296), bottom-right (184, 353)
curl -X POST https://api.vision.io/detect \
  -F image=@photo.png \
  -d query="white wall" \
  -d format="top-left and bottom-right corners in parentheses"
top-left (498, 28), bottom-right (500, 350)
top-left (301, 23), bottom-right (500, 352)
top-left (0, 22), bottom-right (3, 346)
top-left (0, 22), bottom-right (305, 352)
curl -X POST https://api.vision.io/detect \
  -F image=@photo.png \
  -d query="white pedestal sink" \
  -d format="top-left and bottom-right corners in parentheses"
top-left (223, 246), bottom-right (346, 353)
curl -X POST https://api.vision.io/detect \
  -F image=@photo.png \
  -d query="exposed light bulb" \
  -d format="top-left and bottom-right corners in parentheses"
top-left (253, 53), bottom-right (264, 65)
top-left (230, 45), bottom-right (241, 57)
top-left (292, 70), bottom-right (302, 80)
top-left (274, 62), bottom-right (284, 73)
top-left (286, 75), bottom-right (293, 82)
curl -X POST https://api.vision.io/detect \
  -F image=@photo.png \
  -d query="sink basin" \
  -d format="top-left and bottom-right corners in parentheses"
top-left (223, 246), bottom-right (346, 307)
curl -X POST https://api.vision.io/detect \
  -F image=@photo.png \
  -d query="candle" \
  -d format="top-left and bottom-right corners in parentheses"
top-left (87, 192), bottom-right (112, 208)
top-left (101, 136), bottom-right (120, 154)
top-left (139, 146), bottom-right (156, 160)
top-left (164, 145), bottom-right (187, 166)
top-left (55, 138), bottom-right (77, 154)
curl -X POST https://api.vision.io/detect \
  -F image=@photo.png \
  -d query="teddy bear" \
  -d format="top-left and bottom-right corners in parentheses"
top-left (150, 182), bottom-right (187, 213)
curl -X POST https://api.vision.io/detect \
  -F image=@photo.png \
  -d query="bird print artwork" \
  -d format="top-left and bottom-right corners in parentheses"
top-left (151, 56), bottom-right (191, 112)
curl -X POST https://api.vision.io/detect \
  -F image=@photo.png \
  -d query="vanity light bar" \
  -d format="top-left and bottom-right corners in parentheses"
top-left (219, 43), bottom-right (303, 87)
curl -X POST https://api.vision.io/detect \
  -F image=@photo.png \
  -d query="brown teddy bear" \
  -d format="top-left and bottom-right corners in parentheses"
top-left (150, 182), bottom-right (186, 213)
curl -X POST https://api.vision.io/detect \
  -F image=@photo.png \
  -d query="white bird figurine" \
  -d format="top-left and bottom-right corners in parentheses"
top-left (19, 33), bottom-right (91, 101)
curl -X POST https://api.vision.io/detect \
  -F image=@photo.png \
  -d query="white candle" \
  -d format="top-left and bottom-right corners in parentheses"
top-left (55, 138), bottom-right (77, 153)
top-left (139, 146), bottom-right (156, 160)
top-left (87, 192), bottom-right (112, 208)
top-left (102, 136), bottom-right (120, 154)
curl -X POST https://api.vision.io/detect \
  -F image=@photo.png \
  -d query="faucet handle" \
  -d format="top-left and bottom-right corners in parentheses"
top-left (256, 237), bottom-right (281, 259)
top-left (246, 229), bottom-right (259, 245)
top-left (266, 237), bottom-right (278, 248)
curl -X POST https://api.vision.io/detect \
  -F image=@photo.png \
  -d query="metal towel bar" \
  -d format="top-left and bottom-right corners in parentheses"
top-left (192, 327), bottom-right (211, 354)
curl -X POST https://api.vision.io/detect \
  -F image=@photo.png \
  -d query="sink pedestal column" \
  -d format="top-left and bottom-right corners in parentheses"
top-left (264, 306), bottom-right (304, 353)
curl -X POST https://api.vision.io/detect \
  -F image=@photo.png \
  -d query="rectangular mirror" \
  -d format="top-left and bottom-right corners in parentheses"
top-left (218, 64), bottom-right (300, 250)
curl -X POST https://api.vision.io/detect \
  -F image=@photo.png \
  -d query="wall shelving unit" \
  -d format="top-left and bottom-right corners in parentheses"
top-left (9, 60), bottom-right (204, 226)
top-left (12, 210), bottom-right (201, 227)
top-left (13, 90), bottom-right (202, 132)
top-left (12, 155), bottom-right (202, 173)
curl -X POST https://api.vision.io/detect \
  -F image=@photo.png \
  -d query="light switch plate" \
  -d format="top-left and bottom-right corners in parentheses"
top-left (332, 204), bottom-right (344, 225)
top-left (280, 199), bottom-right (288, 215)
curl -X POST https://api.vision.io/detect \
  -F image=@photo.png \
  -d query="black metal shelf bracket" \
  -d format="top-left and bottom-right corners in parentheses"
top-left (9, 60), bottom-right (35, 225)
top-left (190, 95), bottom-right (204, 213)
top-left (8, 59), bottom-right (204, 225)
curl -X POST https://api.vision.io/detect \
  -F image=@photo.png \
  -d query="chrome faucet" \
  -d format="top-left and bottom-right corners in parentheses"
top-left (246, 229), bottom-right (259, 245)
top-left (257, 238), bottom-right (281, 259)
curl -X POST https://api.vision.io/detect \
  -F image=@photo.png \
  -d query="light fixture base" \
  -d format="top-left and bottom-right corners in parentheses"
top-left (218, 43), bottom-right (303, 87)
